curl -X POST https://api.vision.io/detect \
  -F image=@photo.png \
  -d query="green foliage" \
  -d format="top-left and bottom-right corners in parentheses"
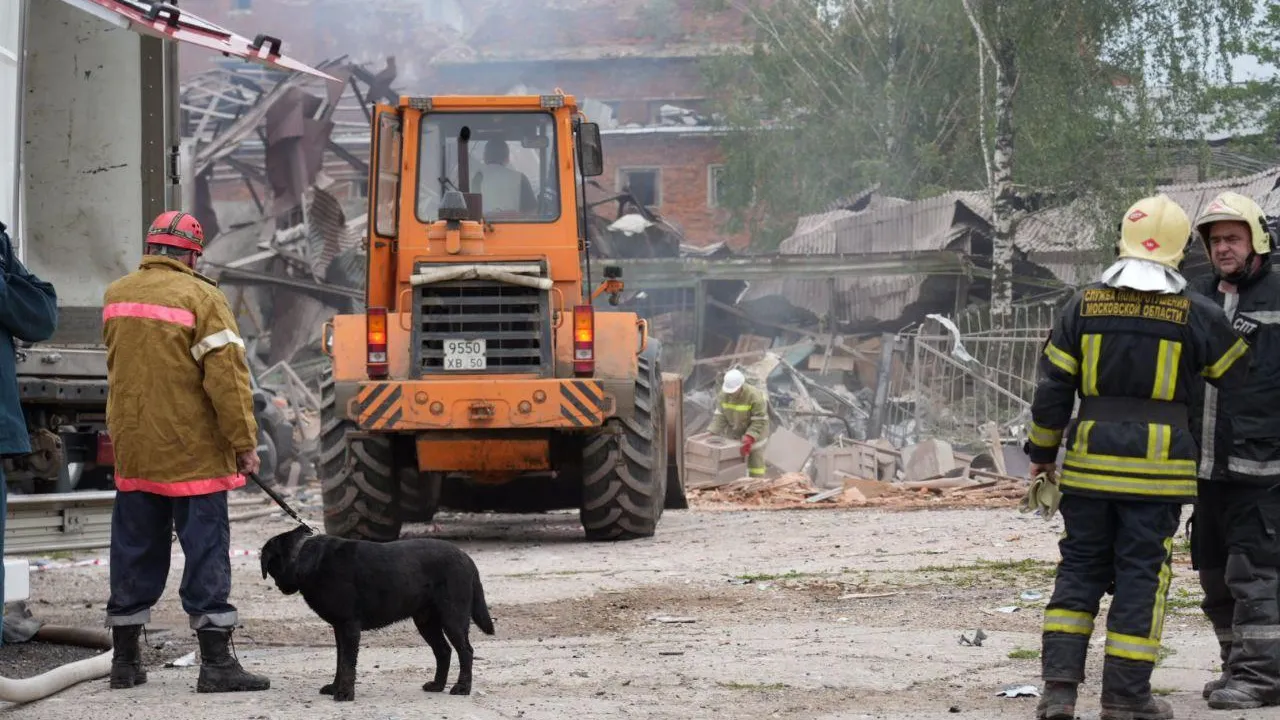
top-left (703, 0), bottom-right (1258, 251)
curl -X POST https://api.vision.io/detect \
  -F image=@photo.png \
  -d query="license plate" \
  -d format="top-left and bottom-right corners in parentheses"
top-left (443, 338), bottom-right (486, 371)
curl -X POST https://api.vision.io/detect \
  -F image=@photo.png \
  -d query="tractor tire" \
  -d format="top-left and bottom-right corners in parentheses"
top-left (399, 470), bottom-right (441, 524)
top-left (319, 369), bottom-right (403, 541)
top-left (579, 340), bottom-right (668, 541)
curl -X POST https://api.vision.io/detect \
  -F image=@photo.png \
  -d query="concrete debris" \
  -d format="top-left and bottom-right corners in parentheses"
top-left (687, 436), bottom-right (1028, 511)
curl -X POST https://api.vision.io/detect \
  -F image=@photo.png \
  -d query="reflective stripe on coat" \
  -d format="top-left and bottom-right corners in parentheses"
top-left (103, 256), bottom-right (258, 496)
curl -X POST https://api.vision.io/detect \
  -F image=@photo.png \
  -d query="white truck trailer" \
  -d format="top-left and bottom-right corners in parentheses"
top-left (0, 0), bottom-right (332, 552)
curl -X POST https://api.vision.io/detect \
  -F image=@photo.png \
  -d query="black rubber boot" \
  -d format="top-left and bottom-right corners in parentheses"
top-left (195, 629), bottom-right (270, 693)
top-left (109, 625), bottom-right (147, 689)
top-left (1100, 656), bottom-right (1173, 720)
top-left (1036, 681), bottom-right (1078, 720)
top-left (1206, 632), bottom-right (1280, 709)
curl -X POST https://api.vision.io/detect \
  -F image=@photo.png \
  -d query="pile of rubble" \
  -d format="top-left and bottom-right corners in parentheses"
top-left (684, 418), bottom-right (1030, 511)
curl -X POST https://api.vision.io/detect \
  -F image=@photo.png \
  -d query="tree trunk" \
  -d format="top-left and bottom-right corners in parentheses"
top-left (989, 30), bottom-right (1018, 330)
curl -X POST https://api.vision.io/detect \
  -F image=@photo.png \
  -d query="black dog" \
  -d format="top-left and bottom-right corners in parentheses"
top-left (259, 525), bottom-right (495, 701)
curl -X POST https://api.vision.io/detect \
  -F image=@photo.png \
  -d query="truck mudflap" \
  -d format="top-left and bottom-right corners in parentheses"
top-left (345, 379), bottom-right (615, 431)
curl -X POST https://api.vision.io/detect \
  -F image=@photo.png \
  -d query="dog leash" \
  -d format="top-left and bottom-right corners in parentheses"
top-left (247, 472), bottom-right (318, 534)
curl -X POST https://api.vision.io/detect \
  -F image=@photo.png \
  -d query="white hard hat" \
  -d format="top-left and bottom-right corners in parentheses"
top-left (722, 368), bottom-right (745, 394)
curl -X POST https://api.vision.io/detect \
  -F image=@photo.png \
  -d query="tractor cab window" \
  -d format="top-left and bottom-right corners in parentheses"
top-left (416, 112), bottom-right (559, 223)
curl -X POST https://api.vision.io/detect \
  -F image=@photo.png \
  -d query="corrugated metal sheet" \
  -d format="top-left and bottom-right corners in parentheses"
top-left (779, 191), bottom-right (990, 255)
top-left (1162, 167), bottom-right (1280, 217)
top-left (739, 191), bottom-right (989, 322)
top-left (1017, 167), bottom-right (1280, 284)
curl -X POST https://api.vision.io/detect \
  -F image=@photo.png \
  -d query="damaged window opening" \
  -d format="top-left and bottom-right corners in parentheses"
top-left (619, 168), bottom-right (660, 208)
top-left (415, 111), bottom-right (559, 224)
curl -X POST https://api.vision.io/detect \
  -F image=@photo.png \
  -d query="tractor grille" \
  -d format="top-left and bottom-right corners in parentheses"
top-left (411, 265), bottom-right (552, 376)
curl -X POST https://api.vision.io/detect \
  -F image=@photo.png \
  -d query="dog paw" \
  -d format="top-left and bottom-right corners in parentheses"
top-left (422, 681), bottom-right (446, 693)
top-left (333, 689), bottom-right (355, 702)
top-left (449, 684), bottom-right (471, 696)
top-left (320, 683), bottom-right (336, 696)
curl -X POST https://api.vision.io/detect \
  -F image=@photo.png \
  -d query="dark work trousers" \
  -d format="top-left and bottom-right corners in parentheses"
top-left (1042, 494), bottom-right (1182, 695)
top-left (1192, 481), bottom-right (1280, 703)
top-left (105, 490), bottom-right (238, 631)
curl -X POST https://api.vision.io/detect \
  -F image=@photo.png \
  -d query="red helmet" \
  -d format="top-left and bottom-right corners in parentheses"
top-left (146, 211), bottom-right (205, 254)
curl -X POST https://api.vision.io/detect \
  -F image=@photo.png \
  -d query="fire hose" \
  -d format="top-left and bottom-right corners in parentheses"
top-left (0, 473), bottom-right (311, 704)
top-left (0, 626), bottom-right (113, 704)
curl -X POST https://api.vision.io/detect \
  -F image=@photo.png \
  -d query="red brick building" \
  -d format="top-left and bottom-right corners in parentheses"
top-left (180, 0), bottom-right (753, 248)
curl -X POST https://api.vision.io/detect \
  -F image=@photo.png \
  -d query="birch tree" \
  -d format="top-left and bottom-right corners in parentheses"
top-left (705, 0), bottom-right (1256, 325)
top-left (959, 0), bottom-right (1254, 326)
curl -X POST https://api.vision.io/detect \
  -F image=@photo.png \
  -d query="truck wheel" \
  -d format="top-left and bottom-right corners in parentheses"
top-left (319, 370), bottom-right (403, 541)
top-left (580, 343), bottom-right (668, 540)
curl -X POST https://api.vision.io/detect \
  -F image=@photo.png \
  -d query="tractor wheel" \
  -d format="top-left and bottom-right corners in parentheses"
top-left (399, 470), bottom-right (441, 524)
top-left (580, 340), bottom-right (668, 540)
top-left (319, 369), bottom-right (403, 541)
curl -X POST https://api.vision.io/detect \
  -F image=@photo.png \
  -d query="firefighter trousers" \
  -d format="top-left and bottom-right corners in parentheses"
top-left (105, 490), bottom-right (238, 631)
top-left (1041, 494), bottom-right (1181, 701)
top-left (1192, 481), bottom-right (1280, 704)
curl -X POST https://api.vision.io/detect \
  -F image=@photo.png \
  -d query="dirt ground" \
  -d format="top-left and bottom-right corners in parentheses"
top-left (0, 498), bottom-right (1271, 720)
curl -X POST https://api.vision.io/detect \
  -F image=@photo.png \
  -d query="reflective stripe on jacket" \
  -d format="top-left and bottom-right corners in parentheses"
top-left (1191, 269), bottom-right (1280, 485)
top-left (103, 256), bottom-right (258, 496)
top-left (1028, 282), bottom-right (1249, 503)
top-left (707, 383), bottom-right (769, 442)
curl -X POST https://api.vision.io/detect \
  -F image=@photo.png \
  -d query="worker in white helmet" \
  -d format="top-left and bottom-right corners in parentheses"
top-left (706, 368), bottom-right (770, 477)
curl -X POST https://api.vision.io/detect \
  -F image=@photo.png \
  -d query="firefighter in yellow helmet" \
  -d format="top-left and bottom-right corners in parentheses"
top-left (1187, 191), bottom-right (1280, 710)
top-left (1026, 194), bottom-right (1250, 720)
top-left (706, 368), bottom-right (770, 477)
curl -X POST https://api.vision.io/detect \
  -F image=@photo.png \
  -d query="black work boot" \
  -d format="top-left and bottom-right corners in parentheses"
top-left (1100, 656), bottom-right (1173, 720)
top-left (1207, 632), bottom-right (1280, 710)
top-left (195, 629), bottom-right (270, 693)
top-left (109, 625), bottom-right (147, 689)
top-left (1036, 681), bottom-right (1078, 720)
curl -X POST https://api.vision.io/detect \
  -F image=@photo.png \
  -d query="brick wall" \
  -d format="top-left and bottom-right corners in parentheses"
top-left (424, 57), bottom-right (711, 124)
top-left (189, 0), bottom-right (752, 249)
top-left (592, 132), bottom-right (746, 249)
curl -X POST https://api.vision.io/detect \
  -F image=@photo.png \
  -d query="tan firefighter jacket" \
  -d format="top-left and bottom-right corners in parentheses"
top-left (102, 256), bottom-right (258, 496)
top-left (707, 382), bottom-right (770, 442)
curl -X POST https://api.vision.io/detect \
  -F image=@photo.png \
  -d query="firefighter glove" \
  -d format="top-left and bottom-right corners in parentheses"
top-left (740, 435), bottom-right (755, 458)
top-left (1020, 471), bottom-right (1062, 520)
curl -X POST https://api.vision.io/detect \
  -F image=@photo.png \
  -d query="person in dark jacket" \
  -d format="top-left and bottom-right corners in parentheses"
top-left (0, 221), bottom-right (58, 646)
top-left (1187, 191), bottom-right (1280, 711)
top-left (1026, 195), bottom-right (1250, 720)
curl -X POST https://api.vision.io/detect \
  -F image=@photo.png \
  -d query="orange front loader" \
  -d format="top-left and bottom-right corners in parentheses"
top-left (319, 92), bottom-right (688, 542)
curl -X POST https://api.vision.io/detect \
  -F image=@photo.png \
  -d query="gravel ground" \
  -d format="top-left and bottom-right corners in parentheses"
top-left (0, 499), bottom-right (1270, 719)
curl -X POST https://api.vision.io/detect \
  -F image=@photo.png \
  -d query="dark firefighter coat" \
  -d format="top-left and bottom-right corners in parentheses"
top-left (0, 223), bottom-right (58, 456)
top-left (102, 256), bottom-right (258, 497)
top-left (1190, 267), bottom-right (1280, 485)
top-left (1027, 282), bottom-right (1250, 503)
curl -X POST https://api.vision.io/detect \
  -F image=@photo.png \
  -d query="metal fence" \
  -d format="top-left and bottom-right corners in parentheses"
top-left (877, 300), bottom-right (1065, 451)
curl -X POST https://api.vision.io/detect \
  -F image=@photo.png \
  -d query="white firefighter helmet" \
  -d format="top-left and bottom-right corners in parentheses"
top-left (1194, 191), bottom-right (1271, 256)
top-left (722, 368), bottom-right (745, 394)
top-left (1116, 194), bottom-right (1191, 271)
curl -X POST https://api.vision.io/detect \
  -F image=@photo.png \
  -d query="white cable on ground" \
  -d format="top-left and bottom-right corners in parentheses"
top-left (0, 650), bottom-right (111, 704)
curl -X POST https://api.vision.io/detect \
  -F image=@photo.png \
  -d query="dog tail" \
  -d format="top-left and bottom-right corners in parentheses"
top-left (471, 576), bottom-right (495, 635)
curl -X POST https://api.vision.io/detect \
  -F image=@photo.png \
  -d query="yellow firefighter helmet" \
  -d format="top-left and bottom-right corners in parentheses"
top-left (1116, 194), bottom-right (1191, 270)
top-left (1194, 191), bottom-right (1271, 256)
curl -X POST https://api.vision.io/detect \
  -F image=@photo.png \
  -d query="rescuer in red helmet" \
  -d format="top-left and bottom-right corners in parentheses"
top-left (100, 210), bottom-right (269, 693)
